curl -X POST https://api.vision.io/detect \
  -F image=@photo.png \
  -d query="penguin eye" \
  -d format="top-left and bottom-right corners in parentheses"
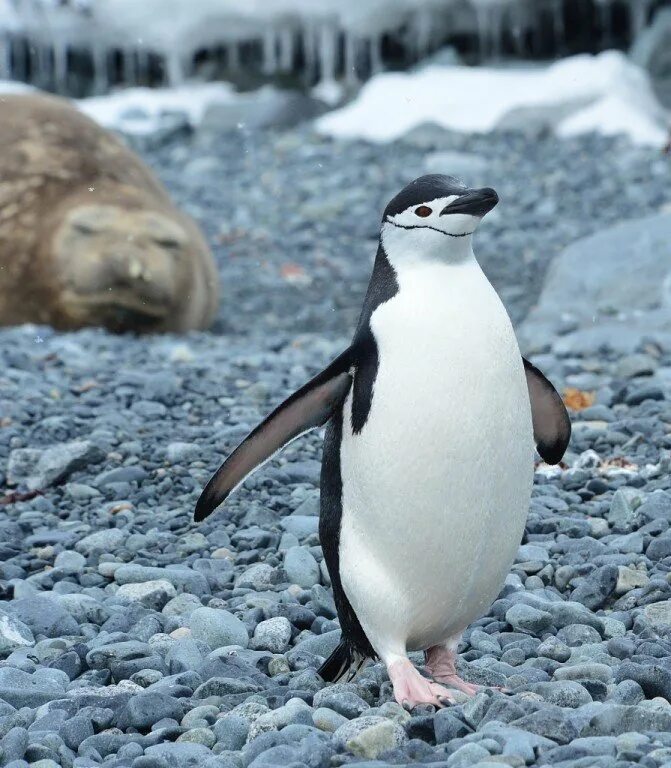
top-left (414, 206), bottom-right (432, 218)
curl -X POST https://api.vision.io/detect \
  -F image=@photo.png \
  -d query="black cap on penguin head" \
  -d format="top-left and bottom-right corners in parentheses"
top-left (384, 175), bottom-right (468, 219)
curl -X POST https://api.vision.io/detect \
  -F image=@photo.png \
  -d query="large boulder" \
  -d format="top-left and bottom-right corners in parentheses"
top-left (519, 212), bottom-right (671, 354)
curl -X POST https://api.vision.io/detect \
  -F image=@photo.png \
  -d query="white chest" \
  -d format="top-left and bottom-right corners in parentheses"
top-left (338, 256), bottom-right (534, 655)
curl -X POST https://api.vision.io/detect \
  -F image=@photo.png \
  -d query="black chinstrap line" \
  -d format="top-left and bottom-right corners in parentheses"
top-left (385, 218), bottom-right (475, 238)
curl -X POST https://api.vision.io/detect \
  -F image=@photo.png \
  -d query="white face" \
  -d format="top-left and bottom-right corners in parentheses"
top-left (384, 195), bottom-right (479, 239)
top-left (380, 196), bottom-right (479, 269)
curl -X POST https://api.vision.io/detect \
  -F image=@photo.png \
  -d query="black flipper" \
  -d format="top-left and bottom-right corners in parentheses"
top-left (194, 350), bottom-right (353, 522)
top-left (318, 406), bottom-right (376, 681)
top-left (523, 357), bottom-right (572, 465)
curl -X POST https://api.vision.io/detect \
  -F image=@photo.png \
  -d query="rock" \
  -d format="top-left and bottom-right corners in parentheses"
top-left (162, 594), bottom-right (203, 618)
top-left (212, 714), bottom-right (249, 750)
top-left (615, 566), bottom-right (648, 594)
top-left (117, 580), bottom-right (177, 610)
top-left (76, 528), bottom-right (127, 555)
top-left (53, 550), bottom-right (86, 574)
top-left (345, 718), bottom-right (407, 759)
top-left (7, 440), bottom-right (105, 490)
top-left (279, 516), bottom-right (320, 539)
top-left (615, 353), bottom-right (657, 379)
top-left (249, 617), bottom-right (292, 653)
top-left (143, 742), bottom-right (213, 767)
top-left (638, 490), bottom-right (671, 522)
top-left (434, 709), bottom-right (471, 743)
top-left (518, 212), bottom-right (671, 353)
top-left (505, 604), bottom-right (553, 634)
top-left (524, 680), bottom-right (592, 708)
top-left (647, 531), bottom-right (671, 560)
top-left (644, 600), bottom-right (671, 629)
top-left (166, 442), bottom-right (200, 463)
top-left (614, 662), bottom-right (671, 702)
top-left (447, 742), bottom-right (491, 767)
top-left (283, 546), bottom-right (320, 588)
top-left (584, 703), bottom-right (671, 735)
top-left (292, 629), bottom-right (340, 659)
top-left (114, 564), bottom-right (209, 595)
top-left (0, 613), bottom-right (35, 655)
top-left (8, 596), bottom-right (79, 638)
top-left (607, 490), bottom-right (636, 528)
top-left (234, 564), bottom-right (277, 591)
top-left (0, 667), bottom-right (65, 708)
top-left (570, 565), bottom-right (618, 610)
top-left (117, 691), bottom-right (184, 731)
top-left (189, 607), bottom-right (249, 649)
top-left (313, 685), bottom-right (370, 719)
top-left (312, 707), bottom-right (349, 732)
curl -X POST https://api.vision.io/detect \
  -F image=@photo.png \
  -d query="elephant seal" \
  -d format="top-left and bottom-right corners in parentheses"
top-left (0, 92), bottom-right (219, 333)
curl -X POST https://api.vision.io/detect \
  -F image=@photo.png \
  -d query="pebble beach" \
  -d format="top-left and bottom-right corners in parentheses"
top-left (1, 122), bottom-right (671, 768)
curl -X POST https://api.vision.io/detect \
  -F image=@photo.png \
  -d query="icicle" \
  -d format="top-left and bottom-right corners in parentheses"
top-left (510, 0), bottom-right (529, 57)
top-left (53, 42), bottom-right (69, 94)
top-left (343, 30), bottom-right (358, 85)
top-left (489, 3), bottom-right (505, 60)
top-left (549, 0), bottom-right (565, 54)
top-left (0, 35), bottom-right (11, 80)
top-left (413, 6), bottom-right (433, 61)
top-left (92, 46), bottom-right (108, 93)
top-left (227, 42), bottom-right (240, 71)
top-left (262, 26), bottom-right (278, 75)
top-left (165, 52), bottom-right (185, 86)
top-left (318, 21), bottom-right (337, 83)
top-left (122, 49), bottom-right (137, 86)
top-left (472, 4), bottom-right (490, 61)
top-left (594, 0), bottom-right (614, 46)
top-left (31, 45), bottom-right (50, 88)
top-left (302, 23), bottom-right (318, 85)
top-left (369, 34), bottom-right (383, 75)
top-left (628, 0), bottom-right (652, 43)
top-left (278, 26), bottom-right (295, 72)
top-left (137, 48), bottom-right (150, 86)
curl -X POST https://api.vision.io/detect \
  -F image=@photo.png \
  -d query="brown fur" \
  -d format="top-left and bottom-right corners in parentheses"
top-left (0, 92), bottom-right (219, 332)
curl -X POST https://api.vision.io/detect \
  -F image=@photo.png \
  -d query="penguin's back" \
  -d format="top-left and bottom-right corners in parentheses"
top-left (338, 257), bottom-right (534, 658)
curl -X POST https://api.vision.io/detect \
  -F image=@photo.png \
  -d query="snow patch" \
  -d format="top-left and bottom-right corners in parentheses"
top-left (76, 83), bottom-right (237, 135)
top-left (316, 51), bottom-right (670, 148)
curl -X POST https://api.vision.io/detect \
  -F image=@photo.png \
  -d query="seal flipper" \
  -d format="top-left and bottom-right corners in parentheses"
top-left (523, 357), bottom-right (572, 465)
top-left (194, 350), bottom-right (353, 522)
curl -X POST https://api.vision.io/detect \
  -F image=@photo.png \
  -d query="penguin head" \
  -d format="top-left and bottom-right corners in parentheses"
top-left (380, 174), bottom-right (498, 261)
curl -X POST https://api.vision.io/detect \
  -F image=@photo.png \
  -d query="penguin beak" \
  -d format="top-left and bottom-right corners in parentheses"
top-left (440, 188), bottom-right (499, 218)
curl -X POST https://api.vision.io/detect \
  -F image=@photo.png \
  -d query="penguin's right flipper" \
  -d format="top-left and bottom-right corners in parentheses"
top-left (194, 350), bottom-right (353, 522)
top-left (523, 358), bottom-right (572, 465)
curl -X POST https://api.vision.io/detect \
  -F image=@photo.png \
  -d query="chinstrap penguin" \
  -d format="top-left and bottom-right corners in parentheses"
top-left (194, 174), bottom-right (571, 708)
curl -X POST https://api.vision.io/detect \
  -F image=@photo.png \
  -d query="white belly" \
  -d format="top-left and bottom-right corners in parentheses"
top-left (339, 258), bottom-right (534, 660)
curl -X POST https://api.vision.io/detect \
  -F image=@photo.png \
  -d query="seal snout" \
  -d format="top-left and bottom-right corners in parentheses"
top-left (440, 187), bottom-right (499, 218)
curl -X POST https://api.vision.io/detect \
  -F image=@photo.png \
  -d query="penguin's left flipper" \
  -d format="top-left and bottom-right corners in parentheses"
top-left (523, 357), bottom-right (572, 465)
top-left (194, 350), bottom-right (353, 522)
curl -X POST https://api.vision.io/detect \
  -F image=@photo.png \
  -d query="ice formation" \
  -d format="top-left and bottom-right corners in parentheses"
top-left (316, 51), bottom-right (670, 148)
top-left (0, 0), bottom-right (662, 96)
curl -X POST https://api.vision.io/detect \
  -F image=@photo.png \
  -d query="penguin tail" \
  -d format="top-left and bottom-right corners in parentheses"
top-left (318, 640), bottom-right (368, 683)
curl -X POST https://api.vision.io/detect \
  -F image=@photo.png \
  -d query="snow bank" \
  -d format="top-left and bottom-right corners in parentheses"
top-left (76, 83), bottom-right (238, 135)
top-left (316, 51), bottom-right (670, 147)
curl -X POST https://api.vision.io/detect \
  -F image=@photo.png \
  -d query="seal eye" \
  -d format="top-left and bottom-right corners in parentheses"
top-left (415, 206), bottom-right (432, 218)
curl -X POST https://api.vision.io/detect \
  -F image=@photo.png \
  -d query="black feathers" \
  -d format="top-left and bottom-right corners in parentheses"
top-left (384, 174), bottom-right (467, 218)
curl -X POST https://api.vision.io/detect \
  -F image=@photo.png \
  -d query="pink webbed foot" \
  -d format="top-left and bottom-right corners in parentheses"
top-left (387, 658), bottom-right (456, 710)
top-left (425, 645), bottom-right (480, 697)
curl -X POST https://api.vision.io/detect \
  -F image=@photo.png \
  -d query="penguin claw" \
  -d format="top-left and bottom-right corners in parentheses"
top-left (387, 658), bottom-right (455, 710)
